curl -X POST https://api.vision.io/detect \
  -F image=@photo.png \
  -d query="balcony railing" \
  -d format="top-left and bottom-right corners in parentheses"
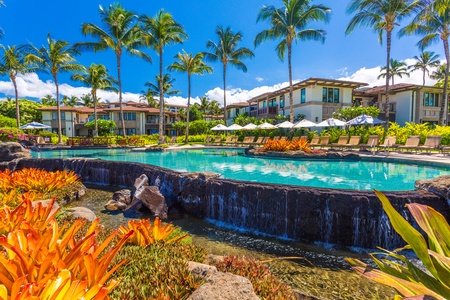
top-left (249, 106), bottom-right (278, 117)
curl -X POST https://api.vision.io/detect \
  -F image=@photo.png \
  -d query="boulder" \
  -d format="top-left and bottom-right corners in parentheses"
top-left (186, 261), bottom-right (218, 278)
top-left (64, 207), bottom-right (96, 222)
top-left (0, 142), bottom-right (30, 162)
top-left (105, 200), bottom-right (128, 211)
top-left (32, 199), bottom-right (60, 217)
top-left (133, 185), bottom-right (168, 218)
top-left (416, 175), bottom-right (450, 202)
top-left (133, 174), bottom-right (149, 193)
top-left (187, 272), bottom-right (259, 300)
top-left (112, 189), bottom-right (132, 205)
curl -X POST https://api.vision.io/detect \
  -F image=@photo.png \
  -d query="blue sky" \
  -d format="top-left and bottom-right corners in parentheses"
top-left (0, 0), bottom-right (445, 106)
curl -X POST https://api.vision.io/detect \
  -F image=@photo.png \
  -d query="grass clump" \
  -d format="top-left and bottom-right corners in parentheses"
top-left (110, 242), bottom-right (207, 300)
top-left (215, 256), bottom-right (296, 300)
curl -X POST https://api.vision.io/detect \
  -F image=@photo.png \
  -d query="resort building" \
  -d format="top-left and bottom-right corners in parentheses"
top-left (225, 102), bottom-right (249, 125)
top-left (38, 101), bottom-right (180, 137)
top-left (247, 78), bottom-right (367, 123)
top-left (354, 83), bottom-right (447, 125)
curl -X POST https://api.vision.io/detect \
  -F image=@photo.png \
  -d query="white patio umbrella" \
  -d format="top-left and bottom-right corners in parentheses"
top-left (257, 122), bottom-right (277, 129)
top-left (242, 123), bottom-right (257, 130)
top-left (19, 121), bottom-right (51, 130)
top-left (211, 124), bottom-right (229, 131)
top-left (276, 121), bottom-right (294, 128)
top-left (227, 124), bottom-right (243, 130)
top-left (346, 114), bottom-right (384, 125)
top-left (316, 118), bottom-right (347, 127)
top-left (293, 119), bottom-right (317, 128)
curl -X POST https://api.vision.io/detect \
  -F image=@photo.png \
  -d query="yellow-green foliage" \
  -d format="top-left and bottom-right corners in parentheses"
top-left (264, 139), bottom-right (312, 152)
top-left (110, 242), bottom-right (206, 300)
top-left (346, 190), bottom-right (450, 300)
top-left (215, 256), bottom-right (296, 300)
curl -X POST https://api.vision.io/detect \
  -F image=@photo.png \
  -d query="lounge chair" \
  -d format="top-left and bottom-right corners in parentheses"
top-left (309, 136), bottom-right (320, 147)
top-left (239, 136), bottom-right (254, 146)
top-left (398, 136), bottom-right (421, 152)
top-left (223, 136), bottom-right (234, 145)
top-left (415, 135), bottom-right (442, 153)
top-left (213, 136), bottom-right (222, 143)
top-left (310, 136), bottom-right (330, 149)
top-left (291, 136), bottom-right (300, 142)
top-left (280, 136), bottom-right (287, 141)
top-left (358, 135), bottom-right (380, 152)
top-left (341, 136), bottom-right (361, 151)
top-left (261, 137), bottom-right (270, 144)
top-left (330, 136), bottom-right (349, 150)
top-left (442, 146), bottom-right (450, 155)
top-left (272, 136), bottom-right (280, 141)
top-left (377, 136), bottom-right (397, 152)
top-left (169, 136), bottom-right (177, 144)
top-left (250, 136), bottom-right (264, 146)
top-left (205, 136), bottom-right (212, 143)
top-left (300, 135), bottom-right (308, 141)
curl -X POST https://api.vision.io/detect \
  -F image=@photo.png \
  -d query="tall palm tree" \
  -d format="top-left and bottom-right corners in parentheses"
top-left (255, 0), bottom-right (330, 124)
top-left (408, 51), bottom-right (441, 86)
top-left (24, 33), bottom-right (84, 143)
top-left (378, 58), bottom-right (410, 85)
top-left (209, 99), bottom-right (223, 117)
top-left (72, 63), bottom-right (118, 136)
top-left (77, 3), bottom-right (151, 137)
top-left (196, 96), bottom-right (211, 114)
top-left (168, 50), bottom-right (212, 143)
top-left (62, 95), bottom-right (79, 107)
top-left (41, 94), bottom-right (57, 106)
top-left (431, 63), bottom-right (447, 83)
top-left (79, 94), bottom-right (94, 108)
top-left (204, 26), bottom-right (254, 125)
top-left (139, 88), bottom-right (159, 108)
top-left (140, 9), bottom-right (187, 143)
top-left (400, 1), bottom-right (450, 125)
top-left (144, 73), bottom-right (180, 98)
top-left (346, 0), bottom-right (421, 127)
top-left (0, 45), bottom-right (36, 127)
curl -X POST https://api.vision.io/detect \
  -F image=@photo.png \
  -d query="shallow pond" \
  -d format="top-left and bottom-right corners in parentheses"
top-left (70, 185), bottom-right (396, 300)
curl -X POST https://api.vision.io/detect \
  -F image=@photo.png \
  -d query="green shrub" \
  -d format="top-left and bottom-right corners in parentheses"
top-left (215, 256), bottom-right (296, 300)
top-left (110, 242), bottom-right (206, 299)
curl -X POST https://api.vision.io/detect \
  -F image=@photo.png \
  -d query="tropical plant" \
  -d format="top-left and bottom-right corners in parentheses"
top-left (0, 45), bottom-right (37, 128)
top-left (0, 99), bottom-right (43, 124)
top-left (139, 9), bottom-right (187, 143)
top-left (204, 26), bottom-right (254, 124)
top-left (139, 88), bottom-right (159, 108)
top-left (84, 119), bottom-right (117, 136)
top-left (62, 95), bottom-right (79, 107)
top-left (79, 93), bottom-right (94, 107)
top-left (195, 96), bottom-right (211, 114)
top-left (168, 50), bottom-right (212, 143)
top-left (409, 51), bottom-right (441, 86)
top-left (255, 0), bottom-right (330, 124)
top-left (333, 106), bottom-right (381, 121)
top-left (400, 1), bottom-right (450, 125)
top-left (0, 115), bottom-right (15, 128)
top-left (24, 33), bottom-right (84, 144)
top-left (72, 63), bottom-right (117, 136)
top-left (41, 94), bottom-right (57, 106)
top-left (378, 58), bottom-right (410, 85)
top-left (346, 190), bottom-right (450, 299)
top-left (346, 0), bottom-right (422, 127)
top-left (264, 138), bottom-right (312, 152)
top-left (144, 73), bottom-right (180, 98)
top-left (77, 3), bottom-right (151, 137)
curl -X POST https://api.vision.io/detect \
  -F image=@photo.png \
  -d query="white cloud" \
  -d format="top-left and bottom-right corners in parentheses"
top-left (256, 76), bottom-right (264, 82)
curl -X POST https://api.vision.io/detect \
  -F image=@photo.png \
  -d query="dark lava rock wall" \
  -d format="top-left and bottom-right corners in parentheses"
top-left (4, 158), bottom-right (449, 249)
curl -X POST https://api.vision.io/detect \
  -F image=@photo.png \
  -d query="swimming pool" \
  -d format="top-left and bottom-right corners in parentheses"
top-left (31, 148), bottom-right (449, 191)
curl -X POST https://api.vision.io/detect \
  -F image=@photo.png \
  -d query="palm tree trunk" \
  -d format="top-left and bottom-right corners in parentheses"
top-left (384, 30), bottom-right (392, 130)
top-left (93, 89), bottom-right (98, 137)
top-left (422, 70), bottom-right (426, 86)
top-left (440, 38), bottom-right (449, 125)
top-left (159, 47), bottom-right (164, 144)
top-left (185, 73), bottom-right (191, 144)
top-left (288, 42), bottom-right (294, 124)
top-left (223, 63), bottom-right (227, 125)
top-left (117, 53), bottom-right (126, 137)
top-left (53, 74), bottom-right (62, 144)
top-left (12, 75), bottom-right (19, 128)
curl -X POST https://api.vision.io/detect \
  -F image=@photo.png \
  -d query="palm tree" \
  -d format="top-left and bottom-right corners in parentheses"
top-left (168, 50), bottom-right (212, 143)
top-left (196, 96), bottom-right (211, 115)
top-left (139, 88), bottom-right (159, 108)
top-left (209, 100), bottom-right (223, 117)
top-left (378, 58), bottom-right (410, 85)
top-left (140, 9), bottom-right (187, 143)
top-left (144, 74), bottom-right (180, 98)
top-left (24, 33), bottom-right (84, 143)
top-left (0, 45), bottom-right (36, 127)
top-left (72, 63), bottom-right (118, 136)
top-left (204, 26), bottom-right (254, 125)
top-left (62, 95), bottom-right (79, 107)
top-left (79, 94), bottom-right (94, 108)
top-left (255, 0), bottom-right (330, 124)
top-left (77, 3), bottom-right (151, 137)
top-left (408, 51), bottom-right (441, 86)
top-left (431, 63), bottom-right (447, 82)
top-left (346, 0), bottom-right (421, 127)
top-left (41, 94), bottom-right (57, 106)
top-left (400, 1), bottom-right (450, 125)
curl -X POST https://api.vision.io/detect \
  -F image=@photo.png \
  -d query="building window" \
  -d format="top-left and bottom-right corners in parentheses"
top-left (269, 98), bottom-right (276, 107)
top-left (61, 112), bottom-right (65, 120)
top-left (119, 112), bottom-right (137, 120)
top-left (236, 108), bottom-right (240, 115)
top-left (280, 95), bottom-right (285, 108)
top-left (301, 88), bottom-right (306, 103)
top-left (262, 101), bottom-right (267, 108)
top-left (322, 87), bottom-right (340, 103)
top-left (52, 112), bottom-right (57, 120)
top-left (423, 92), bottom-right (439, 107)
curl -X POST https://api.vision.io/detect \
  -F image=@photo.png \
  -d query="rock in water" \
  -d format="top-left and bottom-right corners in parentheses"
top-left (0, 142), bottom-right (31, 162)
top-left (133, 185), bottom-right (168, 219)
top-left (133, 174), bottom-right (149, 192)
top-left (63, 207), bottom-right (96, 222)
top-left (416, 175), bottom-right (450, 202)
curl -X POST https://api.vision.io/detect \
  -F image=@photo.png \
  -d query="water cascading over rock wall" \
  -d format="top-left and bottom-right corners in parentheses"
top-left (4, 158), bottom-right (449, 249)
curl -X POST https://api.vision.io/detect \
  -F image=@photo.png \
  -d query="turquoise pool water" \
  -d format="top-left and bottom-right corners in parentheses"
top-left (32, 148), bottom-right (449, 191)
